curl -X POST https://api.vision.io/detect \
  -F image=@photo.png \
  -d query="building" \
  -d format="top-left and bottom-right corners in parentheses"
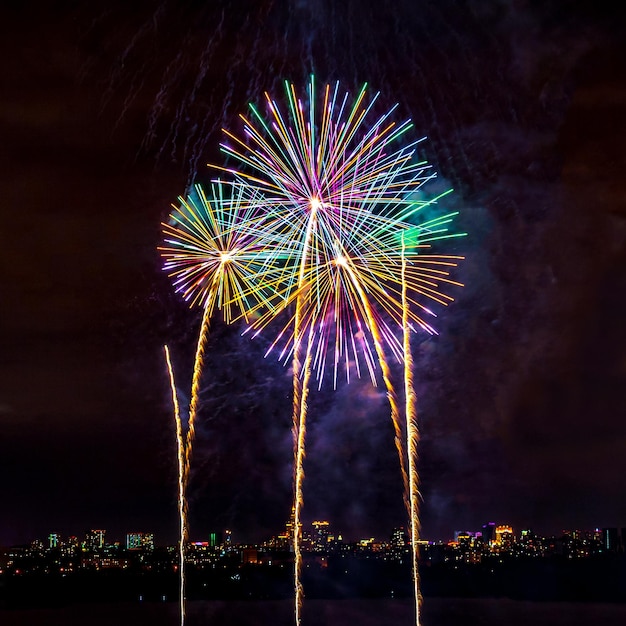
top-left (126, 532), bottom-right (154, 551)
top-left (282, 506), bottom-right (301, 550)
top-left (311, 520), bottom-right (330, 552)
top-left (482, 522), bottom-right (496, 545)
top-left (454, 530), bottom-right (482, 544)
top-left (390, 527), bottom-right (407, 549)
top-left (84, 529), bottom-right (106, 550)
top-left (495, 525), bottom-right (514, 549)
top-left (602, 528), bottom-right (620, 552)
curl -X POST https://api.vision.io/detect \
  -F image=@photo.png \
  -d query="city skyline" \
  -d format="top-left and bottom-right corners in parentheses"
top-left (1, 2), bottom-right (625, 551)
top-left (4, 516), bottom-right (626, 550)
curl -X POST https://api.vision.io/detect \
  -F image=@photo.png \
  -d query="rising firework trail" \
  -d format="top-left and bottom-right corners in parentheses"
top-left (160, 182), bottom-right (284, 624)
top-left (215, 76), bottom-right (464, 625)
top-left (402, 235), bottom-right (421, 626)
top-left (163, 345), bottom-right (186, 626)
top-left (160, 180), bottom-right (284, 480)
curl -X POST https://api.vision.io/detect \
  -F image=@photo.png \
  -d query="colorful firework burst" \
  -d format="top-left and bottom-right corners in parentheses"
top-left (159, 180), bottom-right (288, 626)
top-left (214, 77), bottom-right (464, 385)
top-left (211, 77), bottom-right (465, 626)
top-left (160, 181), bottom-right (285, 322)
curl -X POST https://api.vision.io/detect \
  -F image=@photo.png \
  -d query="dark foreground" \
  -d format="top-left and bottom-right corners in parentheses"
top-left (3, 598), bottom-right (626, 626)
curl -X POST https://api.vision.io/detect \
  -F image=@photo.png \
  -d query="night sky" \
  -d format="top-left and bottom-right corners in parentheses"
top-left (1, 1), bottom-right (625, 548)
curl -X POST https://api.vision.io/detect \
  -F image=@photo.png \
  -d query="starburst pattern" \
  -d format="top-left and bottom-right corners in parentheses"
top-left (160, 181), bottom-right (284, 322)
top-left (214, 77), bottom-right (464, 384)
top-left (210, 77), bottom-right (465, 626)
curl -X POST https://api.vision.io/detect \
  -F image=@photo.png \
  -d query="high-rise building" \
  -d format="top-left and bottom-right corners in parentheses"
top-left (283, 506), bottom-right (300, 550)
top-left (311, 520), bottom-right (330, 552)
top-left (602, 528), bottom-right (619, 552)
top-left (482, 522), bottom-right (496, 545)
top-left (85, 529), bottom-right (106, 550)
top-left (126, 532), bottom-right (154, 551)
top-left (48, 533), bottom-right (61, 549)
top-left (390, 527), bottom-right (407, 549)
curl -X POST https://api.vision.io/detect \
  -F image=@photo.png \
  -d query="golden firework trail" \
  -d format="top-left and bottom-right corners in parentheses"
top-left (162, 182), bottom-right (287, 495)
top-left (160, 182), bottom-right (286, 626)
top-left (292, 329), bottom-right (314, 626)
top-left (291, 201), bottom-right (318, 626)
top-left (161, 182), bottom-right (286, 473)
top-left (185, 283), bottom-right (215, 496)
top-left (163, 345), bottom-right (186, 626)
top-left (402, 237), bottom-right (422, 626)
top-left (338, 253), bottom-right (410, 513)
top-left (214, 74), bottom-right (465, 626)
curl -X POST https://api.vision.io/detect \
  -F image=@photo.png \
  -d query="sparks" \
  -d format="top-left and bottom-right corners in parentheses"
top-left (212, 77), bottom-right (465, 626)
top-left (159, 182), bottom-right (286, 625)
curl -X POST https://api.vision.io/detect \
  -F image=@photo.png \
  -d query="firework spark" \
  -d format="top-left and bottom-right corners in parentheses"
top-left (403, 235), bottom-right (421, 626)
top-left (160, 182), bottom-right (284, 623)
top-left (214, 77), bottom-right (464, 625)
top-left (217, 78), bottom-right (463, 385)
top-left (163, 345), bottom-right (186, 626)
top-left (160, 180), bottom-right (284, 464)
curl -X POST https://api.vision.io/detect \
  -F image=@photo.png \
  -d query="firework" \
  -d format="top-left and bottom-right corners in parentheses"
top-left (215, 77), bottom-right (464, 625)
top-left (402, 235), bottom-right (421, 626)
top-left (216, 77), bottom-right (464, 383)
top-left (161, 182), bottom-right (284, 319)
top-left (160, 180), bottom-right (284, 463)
top-left (163, 345), bottom-right (186, 626)
top-left (160, 182), bottom-right (283, 625)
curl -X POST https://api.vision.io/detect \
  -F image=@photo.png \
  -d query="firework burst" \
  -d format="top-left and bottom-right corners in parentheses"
top-left (159, 181), bottom-right (284, 625)
top-left (215, 77), bottom-right (463, 383)
top-left (160, 182), bottom-right (284, 320)
top-left (213, 77), bottom-right (464, 626)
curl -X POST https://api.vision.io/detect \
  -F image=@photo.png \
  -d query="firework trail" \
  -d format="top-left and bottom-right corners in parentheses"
top-left (336, 253), bottom-right (410, 515)
top-left (161, 180), bottom-right (284, 480)
top-left (163, 345), bottom-right (186, 626)
top-left (91, 1), bottom-right (507, 189)
top-left (290, 204), bottom-right (318, 623)
top-left (259, 213), bottom-right (462, 621)
top-left (216, 77), bottom-right (464, 625)
top-left (160, 182), bottom-right (283, 622)
top-left (185, 303), bottom-right (211, 499)
top-left (402, 236), bottom-right (421, 626)
top-left (292, 326), bottom-right (315, 625)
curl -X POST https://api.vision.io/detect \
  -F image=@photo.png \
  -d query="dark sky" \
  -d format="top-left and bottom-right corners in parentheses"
top-left (1, 1), bottom-right (625, 547)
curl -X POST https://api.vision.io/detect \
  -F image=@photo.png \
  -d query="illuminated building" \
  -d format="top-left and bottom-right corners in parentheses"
top-left (390, 527), bottom-right (407, 549)
top-left (242, 547), bottom-right (258, 564)
top-left (495, 525), bottom-right (514, 549)
top-left (126, 532), bottom-right (155, 551)
top-left (31, 538), bottom-right (44, 552)
top-left (454, 530), bottom-right (482, 544)
top-left (312, 520), bottom-right (330, 552)
top-left (602, 528), bottom-right (619, 552)
top-left (48, 533), bottom-right (61, 549)
top-left (283, 506), bottom-right (301, 550)
top-left (84, 529), bottom-right (106, 550)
